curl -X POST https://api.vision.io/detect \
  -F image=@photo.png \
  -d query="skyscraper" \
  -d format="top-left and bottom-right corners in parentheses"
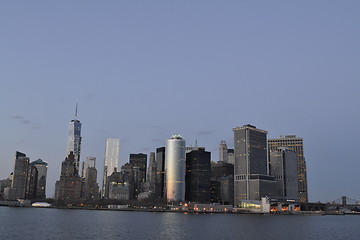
top-left (54, 152), bottom-right (82, 202)
top-left (269, 147), bottom-right (298, 199)
top-left (155, 147), bottom-right (166, 198)
top-left (268, 135), bottom-right (308, 202)
top-left (102, 138), bottom-right (119, 198)
top-left (165, 135), bottom-right (186, 202)
top-left (219, 141), bottom-right (228, 163)
top-left (12, 151), bottom-right (30, 199)
top-left (31, 159), bottom-right (48, 199)
top-left (185, 148), bottom-right (211, 203)
top-left (129, 153), bottom-right (147, 198)
top-left (82, 157), bottom-right (96, 178)
top-left (233, 124), bottom-right (277, 204)
top-left (66, 105), bottom-right (82, 174)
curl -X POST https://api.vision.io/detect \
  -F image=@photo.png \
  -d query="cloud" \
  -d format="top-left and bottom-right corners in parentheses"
top-left (10, 115), bottom-right (41, 130)
top-left (11, 115), bottom-right (25, 120)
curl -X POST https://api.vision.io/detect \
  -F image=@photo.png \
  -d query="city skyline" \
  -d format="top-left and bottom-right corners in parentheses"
top-left (1, 1), bottom-right (359, 203)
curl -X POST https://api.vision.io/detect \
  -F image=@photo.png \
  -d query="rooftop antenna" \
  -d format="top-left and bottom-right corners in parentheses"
top-left (75, 102), bottom-right (78, 119)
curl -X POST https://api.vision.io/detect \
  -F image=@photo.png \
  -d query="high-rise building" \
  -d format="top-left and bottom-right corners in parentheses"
top-left (83, 166), bottom-right (99, 201)
top-left (185, 149), bottom-right (211, 203)
top-left (210, 161), bottom-right (234, 205)
top-left (129, 153), bottom-right (147, 195)
top-left (155, 147), bottom-right (166, 198)
top-left (31, 159), bottom-right (48, 199)
top-left (219, 141), bottom-right (228, 163)
top-left (227, 149), bottom-right (235, 165)
top-left (102, 138), bottom-right (119, 198)
top-left (165, 135), bottom-right (186, 202)
top-left (82, 157), bottom-right (96, 178)
top-left (66, 106), bottom-right (82, 174)
top-left (147, 152), bottom-right (157, 193)
top-left (12, 151), bottom-right (30, 199)
top-left (54, 152), bottom-right (82, 202)
top-left (268, 135), bottom-right (308, 202)
top-left (269, 147), bottom-right (298, 199)
top-left (233, 124), bottom-right (277, 204)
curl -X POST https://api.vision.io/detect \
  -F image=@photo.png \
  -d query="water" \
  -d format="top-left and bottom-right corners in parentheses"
top-left (0, 207), bottom-right (359, 240)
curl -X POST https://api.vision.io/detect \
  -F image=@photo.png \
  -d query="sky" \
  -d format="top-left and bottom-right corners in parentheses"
top-left (0, 1), bottom-right (359, 202)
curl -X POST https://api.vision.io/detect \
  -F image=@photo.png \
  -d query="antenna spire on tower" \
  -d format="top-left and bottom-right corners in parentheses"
top-left (75, 102), bottom-right (78, 118)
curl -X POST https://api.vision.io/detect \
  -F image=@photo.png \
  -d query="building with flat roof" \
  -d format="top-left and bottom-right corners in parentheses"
top-left (233, 125), bottom-right (277, 204)
top-left (165, 135), bottom-right (186, 202)
top-left (268, 135), bottom-right (308, 202)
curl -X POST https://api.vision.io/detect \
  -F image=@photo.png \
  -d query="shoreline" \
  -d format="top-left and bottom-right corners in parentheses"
top-left (1, 204), bottom-right (359, 216)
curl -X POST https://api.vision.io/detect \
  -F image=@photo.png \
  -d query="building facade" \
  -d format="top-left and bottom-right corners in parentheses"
top-left (155, 147), bottom-right (166, 198)
top-left (165, 135), bottom-right (186, 202)
top-left (269, 148), bottom-right (298, 199)
top-left (268, 135), bottom-right (308, 202)
top-left (219, 141), bottom-right (228, 163)
top-left (54, 152), bottom-right (82, 203)
top-left (185, 149), bottom-right (211, 203)
top-left (233, 124), bottom-right (277, 204)
top-left (31, 159), bottom-right (48, 199)
top-left (66, 116), bottom-right (82, 174)
top-left (102, 138), bottom-right (120, 198)
top-left (12, 152), bottom-right (30, 199)
top-left (82, 156), bottom-right (96, 178)
top-left (129, 153), bottom-right (147, 198)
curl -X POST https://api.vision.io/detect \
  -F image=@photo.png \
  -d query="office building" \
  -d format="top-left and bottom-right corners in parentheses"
top-left (269, 148), bottom-right (298, 199)
top-left (219, 141), bottom-right (228, 163)
top-left (102, 138), bottom-right (120, 198)
top-left (83, 166), bottom-right (100, 201)
top-left (227, 149), bottom-right (235, 165)
top-left (268, 135), bottom-right (308, 202)
top-left (12, 151), bottom-right (30, 199)
top-left (146, 152), bottom-right (157, 193)
top-left (233, 124), bottom-right (277, 204)
top-left (54, 152), bottom-right (82, 202)
top-left (155, 147), bottom-right (166, 198)
top-left (129, 153), bottom-right (147, 197)
top-left (165, 135), bottom-right (186, 202)
top-left (185, 149), bottom-right (211, 203)
top-left (211, 161), bottom-right (234, 205)
top-left (82, 157), bottom-right (96, 178)
top-left (66, 106), bottom-right (82, 174)
top-left (31, 159), bottom-right (48, 199)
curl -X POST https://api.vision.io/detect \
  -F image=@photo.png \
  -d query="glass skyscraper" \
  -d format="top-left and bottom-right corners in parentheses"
top-left (102, 138), bottom-right (120, 197)
top-left (66, 115), bottom-right (82, 174)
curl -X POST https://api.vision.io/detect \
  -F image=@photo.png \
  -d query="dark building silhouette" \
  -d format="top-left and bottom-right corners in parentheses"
top-left (129, 153), bottom-right (147, 198)
top-left (55, 152), bottom-right (82, 203)
top-left (185, 149), bottom-right (211, 203)
top-left (233, 124), bottom-right (277, 204)
top-left (83, 166), bottom-right (99, 200)
top-left (211, 161), bottom-right (234, 205)
top-left (155, 147), bottom-right (166, 199)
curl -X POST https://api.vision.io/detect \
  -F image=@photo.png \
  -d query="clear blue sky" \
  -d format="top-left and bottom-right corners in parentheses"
top-left (1, 1), bottom-right (359, 202)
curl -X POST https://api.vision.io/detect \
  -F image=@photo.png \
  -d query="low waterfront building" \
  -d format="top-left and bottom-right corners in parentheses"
top-left (193, 203), bottom-right (233, 213)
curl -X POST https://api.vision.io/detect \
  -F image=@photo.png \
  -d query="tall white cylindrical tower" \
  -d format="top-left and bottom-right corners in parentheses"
top-left (165, 135), bottom-right (186, 202)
